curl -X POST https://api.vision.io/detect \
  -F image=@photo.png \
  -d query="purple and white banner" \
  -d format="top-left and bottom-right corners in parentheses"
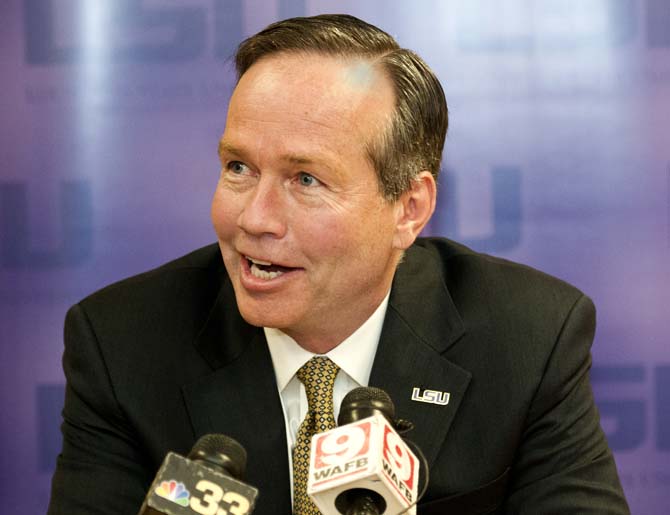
top-left (1, 1), bottom-right (668, 513)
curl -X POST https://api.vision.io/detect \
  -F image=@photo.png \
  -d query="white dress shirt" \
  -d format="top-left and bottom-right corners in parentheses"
top-left (265, 291), bottom-right (390, 493)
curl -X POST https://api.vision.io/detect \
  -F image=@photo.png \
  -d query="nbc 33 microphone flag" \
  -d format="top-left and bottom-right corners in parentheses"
top-left (140, 452), bottom-right (258, 515)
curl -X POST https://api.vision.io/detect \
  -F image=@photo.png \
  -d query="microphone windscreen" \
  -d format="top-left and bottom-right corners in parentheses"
top-left (338, 386), bottom-right (396, 425)
top-left (187, 434), bottom-right (247, 479)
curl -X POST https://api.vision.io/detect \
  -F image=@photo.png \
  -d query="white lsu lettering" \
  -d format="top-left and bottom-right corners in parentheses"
top-left (411, 387), bottom-right (450, 405)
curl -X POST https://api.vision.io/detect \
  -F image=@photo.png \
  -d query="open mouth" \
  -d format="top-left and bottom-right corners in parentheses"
top-left (245, 256), bottom-right (296, 280)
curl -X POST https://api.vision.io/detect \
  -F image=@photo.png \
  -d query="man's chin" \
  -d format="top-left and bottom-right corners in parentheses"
top-left (236, 303), bottom-right (296, 331)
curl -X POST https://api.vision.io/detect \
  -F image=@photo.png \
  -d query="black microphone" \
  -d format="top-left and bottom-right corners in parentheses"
top-left (138, 434), bottom-right (258, 515)
top-left (337, 386), bottom-right (396, 425)
top-left (338, 387), bottom-right (415, 436)
top-left (308, 387), bottom-right (421, 515)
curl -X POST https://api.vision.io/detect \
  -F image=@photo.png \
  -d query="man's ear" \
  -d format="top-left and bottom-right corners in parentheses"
top-left (393, 171), bottom-right (437, 250)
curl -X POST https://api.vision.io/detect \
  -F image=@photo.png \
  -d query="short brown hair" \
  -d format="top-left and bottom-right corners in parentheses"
top-left (235, 14), bottom-right (448, 200)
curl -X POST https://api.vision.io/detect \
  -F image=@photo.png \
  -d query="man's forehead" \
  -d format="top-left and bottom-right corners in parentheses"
top-left (236, 52), bottom-right (389, 102)
top-left (342, 60), bottom-right (379, 88)
top-left (220, 52), bottom-right (395, 184)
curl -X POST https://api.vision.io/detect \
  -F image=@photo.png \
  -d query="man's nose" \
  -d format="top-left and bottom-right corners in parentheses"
top-left (236, 179), bottom-right (287, 238)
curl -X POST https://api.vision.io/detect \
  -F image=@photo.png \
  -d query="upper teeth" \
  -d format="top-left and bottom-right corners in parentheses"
top-left (247, 256), bottom-right (272, 266)
top-left (246, 256), bottom-right (283, 280)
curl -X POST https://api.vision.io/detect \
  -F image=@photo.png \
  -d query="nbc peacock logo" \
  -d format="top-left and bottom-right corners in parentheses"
top-left (155, 479), bottom-right (191, 506)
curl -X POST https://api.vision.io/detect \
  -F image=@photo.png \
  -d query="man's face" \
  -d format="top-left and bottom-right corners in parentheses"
top-left (211, 52), bottom-right (404, 350)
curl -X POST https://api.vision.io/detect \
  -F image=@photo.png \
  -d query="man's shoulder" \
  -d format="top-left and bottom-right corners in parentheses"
top-left (408, 237), bottom-right (586, 309)
top-left (77, 243), bottom-right (225, 317)
top-left (400, 239), bottom-right (596, 381)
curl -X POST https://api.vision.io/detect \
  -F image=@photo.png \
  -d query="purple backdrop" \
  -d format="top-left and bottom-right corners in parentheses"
top-left (1, 1), bottom-right (668, 513)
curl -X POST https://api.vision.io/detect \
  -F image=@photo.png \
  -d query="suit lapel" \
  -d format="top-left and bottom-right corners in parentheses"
top-left (181, 278), bottom-right (292, 512)
top-left (370, 244), bottom-right (472, 470)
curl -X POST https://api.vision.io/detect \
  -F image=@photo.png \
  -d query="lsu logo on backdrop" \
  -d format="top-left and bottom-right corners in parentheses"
top-left (155, 479), bottom-right (190, 506)
top-left (381, 425), bottom-right (416, 503)
top-left (311, 421), bottom-right (372, 486)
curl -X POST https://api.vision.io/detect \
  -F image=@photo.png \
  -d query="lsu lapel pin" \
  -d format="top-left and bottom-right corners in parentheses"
top-left (412, 387), bottom-right (450, 405)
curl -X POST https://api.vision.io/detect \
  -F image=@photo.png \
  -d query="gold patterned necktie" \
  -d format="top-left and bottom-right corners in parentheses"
top-left (293, 356), bottom-right (340, 515)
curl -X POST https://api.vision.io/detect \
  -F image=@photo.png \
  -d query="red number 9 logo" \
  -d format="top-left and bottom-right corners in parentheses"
top-left (317, 424), bottom-right (369, 467)
top-left (383, 428), bottom-right (415, 486)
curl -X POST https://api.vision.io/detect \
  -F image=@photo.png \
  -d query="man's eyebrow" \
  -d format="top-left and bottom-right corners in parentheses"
top-left (282, 153), bottom-right (318, 165)
top-left (217, 140), bottom-right (243, 160)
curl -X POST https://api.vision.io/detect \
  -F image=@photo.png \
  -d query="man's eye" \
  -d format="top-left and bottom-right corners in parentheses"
top-left (227, 161), bottom-right (249, 174)
top-left (297, 172), bottom-right (320, 187)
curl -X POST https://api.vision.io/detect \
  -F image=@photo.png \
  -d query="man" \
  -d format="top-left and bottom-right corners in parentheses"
top-left (48, 14), bottom-right (629, 514)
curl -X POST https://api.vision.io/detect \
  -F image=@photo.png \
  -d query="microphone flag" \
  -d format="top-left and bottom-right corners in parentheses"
top-left (307, 412), bottom-right (418, 515)
top-left (140, 452), bottom-right (258, 515)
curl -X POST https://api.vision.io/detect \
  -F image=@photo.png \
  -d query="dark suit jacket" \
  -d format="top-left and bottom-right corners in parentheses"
top-left (48, 238), bottom-right (629, 514)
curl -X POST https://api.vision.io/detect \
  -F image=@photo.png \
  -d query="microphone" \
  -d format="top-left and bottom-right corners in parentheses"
top-left (337, 386), bottom-right (396, 425)
top-left (307, 387), bottom-right (420, 515)
top-left (138, 434), bottom-right (259, 515)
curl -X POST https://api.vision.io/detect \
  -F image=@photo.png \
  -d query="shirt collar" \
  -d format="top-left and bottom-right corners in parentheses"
top-left (265, 291), bottom-right (390, 392)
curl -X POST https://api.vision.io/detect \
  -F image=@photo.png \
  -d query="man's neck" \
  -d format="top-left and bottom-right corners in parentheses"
top-left (283, 329), bottom-right (355, 354)
top-left (278, 290), bottom-right (392, 354)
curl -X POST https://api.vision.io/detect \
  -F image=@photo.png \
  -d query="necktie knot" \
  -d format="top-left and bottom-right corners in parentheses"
top-left (296, 356), bottom-right (340, 409)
